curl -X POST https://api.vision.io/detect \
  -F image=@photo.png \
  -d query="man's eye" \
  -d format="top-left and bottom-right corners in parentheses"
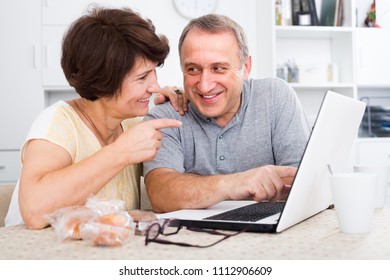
top-left (212, 66), bottom-right (227, 73)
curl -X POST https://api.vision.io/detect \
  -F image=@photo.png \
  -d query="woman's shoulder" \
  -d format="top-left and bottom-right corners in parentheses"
top-left (35, 100), bottom-right (72, 119)
top-left (22, 101), bottom-right (81, 162)
top-left (28, 100), bottom-right (81, 137)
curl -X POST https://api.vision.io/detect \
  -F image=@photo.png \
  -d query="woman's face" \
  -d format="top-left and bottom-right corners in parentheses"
top-left (110, 57), bottom-right (161, 119)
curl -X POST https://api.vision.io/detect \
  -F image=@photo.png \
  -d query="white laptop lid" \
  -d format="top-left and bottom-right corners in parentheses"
top-left (276, 90), bottom-right (366, 232)
top-left (158, 91), bottom-right (366, 233)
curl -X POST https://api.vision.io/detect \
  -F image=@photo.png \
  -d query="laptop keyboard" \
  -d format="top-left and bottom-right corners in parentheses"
top-left (204, 201), bottom-right (285, 222)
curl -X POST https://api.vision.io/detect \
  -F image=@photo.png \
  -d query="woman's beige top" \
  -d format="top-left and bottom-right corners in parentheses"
top-left (5, 101), bottom-right (141, 226)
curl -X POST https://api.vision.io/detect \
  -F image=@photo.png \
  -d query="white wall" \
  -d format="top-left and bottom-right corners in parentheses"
top-left (42, 0), bottom-right (259, 90)
top-left (129, 0), bottom-right (260, 87)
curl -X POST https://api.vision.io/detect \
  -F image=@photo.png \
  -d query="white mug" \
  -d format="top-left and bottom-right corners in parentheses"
top-left (353, 165), bottom-right (390, 208)
top-left (329, 172), bottom-right (377, 234)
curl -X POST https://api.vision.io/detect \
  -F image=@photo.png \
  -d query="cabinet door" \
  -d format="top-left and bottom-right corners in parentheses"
top-left (357, 140), bottom-right (390, 204)
top-left (356, 28), bottom-right (390, 85)
top-left (41, 0), bottom-right (143, 87)
top-left (357, 141), bottom-right (390, 165)
top-left (42, 26), bottom-right (68, 87)
top-left (0, 151), bottom-right (20, 183)
top-left (42, 0), bottom-right (138, 25)
top-left (0, 0), bottom-right (43, 149)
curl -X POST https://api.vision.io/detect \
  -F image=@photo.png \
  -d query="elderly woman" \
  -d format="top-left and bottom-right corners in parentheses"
top-left (5, 7), bottom-right (182, 229)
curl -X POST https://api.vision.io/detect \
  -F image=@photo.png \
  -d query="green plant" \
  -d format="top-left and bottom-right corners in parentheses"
top-left (367, 10), bottom-right (375, 21)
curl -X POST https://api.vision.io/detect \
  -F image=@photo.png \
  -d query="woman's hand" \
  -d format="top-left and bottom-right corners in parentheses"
top-left (111, 118), bottom-right (182, 165)
top-left (154, 86), bottom-right (189, 116)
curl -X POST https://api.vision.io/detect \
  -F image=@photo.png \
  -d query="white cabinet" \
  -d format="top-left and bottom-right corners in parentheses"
top-left (0, 0), bottom-right (43, 182)
top-left (356, 28), bottom-right (390, 86)
top-left (0, 151), bottom-right (21, 183)
top-left (355, 28), bottom-right (390, 125)
top-left (356, 139), bottom-right (390, 203)
top-left (41, 0), bottom-right (140, 88)
top-left (275, 26), bottom-right (355, 124)
top-left (0, 0), bottom-right (43, 150)
top-left (41, 0), bottom-right (91, 88)
top-left (260, 0), bottom-right (357, 125)
top-left (356, 139), bottom-right (390, 165)
top-left (262, 0), bottom-right (390, 166)
top-left (42, 0), bottom-right (136, 25)
top-left (42, 26), bottom-right (69, 87)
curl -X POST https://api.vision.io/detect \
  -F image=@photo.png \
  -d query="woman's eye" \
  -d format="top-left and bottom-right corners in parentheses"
top-left (186, 67), bottom-right (201, 75)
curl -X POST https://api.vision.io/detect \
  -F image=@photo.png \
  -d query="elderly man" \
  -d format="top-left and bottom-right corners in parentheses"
top-left (143, 14), bottom-right (311, 213)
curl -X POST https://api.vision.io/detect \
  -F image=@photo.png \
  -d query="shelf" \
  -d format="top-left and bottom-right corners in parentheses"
top-left (275, 26), bottom-right (353, 39)
top-left (44, 87), bottom-right (78, 107)
top-left (289, 82), bottom-right (355, 89)
top-left (43, 86), bottom-right (74, 91)
top-left (356, 27), bottom-right (386, 31)
top-left (357, 84), bottom-right (390, 89)
top-left (357, 138), bottom-right (390, 143)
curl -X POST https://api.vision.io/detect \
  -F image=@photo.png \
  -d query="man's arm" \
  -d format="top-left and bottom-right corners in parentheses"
top-left (145, 168), bottom-right (229, 212)
top-left (145, 165), bottom-right (296, 213)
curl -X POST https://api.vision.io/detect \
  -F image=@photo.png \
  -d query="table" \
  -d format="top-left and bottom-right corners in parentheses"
top-left (1, 208), bottom-right (390, 260)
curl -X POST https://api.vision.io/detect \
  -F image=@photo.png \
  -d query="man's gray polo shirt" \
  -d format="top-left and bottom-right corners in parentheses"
top-left (143, 78), bottom-right (311, 176)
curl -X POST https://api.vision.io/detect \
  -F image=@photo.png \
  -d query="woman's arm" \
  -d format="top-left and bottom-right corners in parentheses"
top-left (19, 118), bottom-right (182, 229)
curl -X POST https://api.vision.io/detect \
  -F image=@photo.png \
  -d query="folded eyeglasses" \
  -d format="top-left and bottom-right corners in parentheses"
top-left (145, 219), bottom-right (249, 248)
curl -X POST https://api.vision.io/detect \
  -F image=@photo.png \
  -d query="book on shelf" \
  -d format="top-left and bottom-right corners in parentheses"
top-left (289, 0), bottom-right (319, 26)
top-left (277, 0), bottom-right (338, 27)
top-left (320, 0), bottom-right (344, 26)
top-left (308, 0), bottom-right (319, 26)
top-left (291, 0), bottom-right (301, 25)
top-left (336, 0), bottom-right (344, 26)
top-left (300, 0), bottom-right (319, 26)
top-left (275, 0), bottom-right (292, 26)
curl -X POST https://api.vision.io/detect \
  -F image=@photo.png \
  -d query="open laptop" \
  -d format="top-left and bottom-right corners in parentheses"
top-left (158, 91), bottom-right (366, 233)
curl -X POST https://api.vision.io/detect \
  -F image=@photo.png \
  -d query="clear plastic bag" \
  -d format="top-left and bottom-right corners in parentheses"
top-left (45, 206), bottom-right (99, 240)
top-left (45, 196), bottom-right (136, 246)
top-left (80, 222), bottom-right (133, 246)
top-left (128, 210), bottom-right (158, 235)
top-left (85, 196), bottom-right (125, 215)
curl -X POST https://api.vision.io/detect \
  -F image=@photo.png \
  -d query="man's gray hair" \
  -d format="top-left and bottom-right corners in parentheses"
top-left (178, 14), bottom-right (249, 65)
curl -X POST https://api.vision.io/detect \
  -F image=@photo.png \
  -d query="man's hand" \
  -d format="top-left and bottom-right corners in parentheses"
top-left (227, 165), bottom-right (297, 203)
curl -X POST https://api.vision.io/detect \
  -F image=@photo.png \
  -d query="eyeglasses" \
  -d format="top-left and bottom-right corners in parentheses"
top-left (145, 219), bottom-right (249, 248)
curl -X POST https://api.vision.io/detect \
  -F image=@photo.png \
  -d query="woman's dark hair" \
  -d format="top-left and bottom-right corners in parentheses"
top-left (61, 7), bottom-right (169, 100)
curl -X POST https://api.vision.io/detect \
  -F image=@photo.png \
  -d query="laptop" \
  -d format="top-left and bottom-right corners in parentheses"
top-left (158, 91), bottom-right (366, 233)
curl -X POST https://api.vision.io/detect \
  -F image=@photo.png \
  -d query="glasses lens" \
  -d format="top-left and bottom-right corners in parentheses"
top-left (162, 219), bottom-right (180, 235)
top-left (147, 223), bottom-right (161, 240)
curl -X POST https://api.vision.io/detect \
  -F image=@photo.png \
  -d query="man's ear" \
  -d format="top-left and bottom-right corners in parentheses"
top-left (243, 56), bottom-right (252, 79)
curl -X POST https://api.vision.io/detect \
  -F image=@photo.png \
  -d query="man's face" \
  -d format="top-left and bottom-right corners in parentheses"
top-left (180, 29), bottom-right (251, 127)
